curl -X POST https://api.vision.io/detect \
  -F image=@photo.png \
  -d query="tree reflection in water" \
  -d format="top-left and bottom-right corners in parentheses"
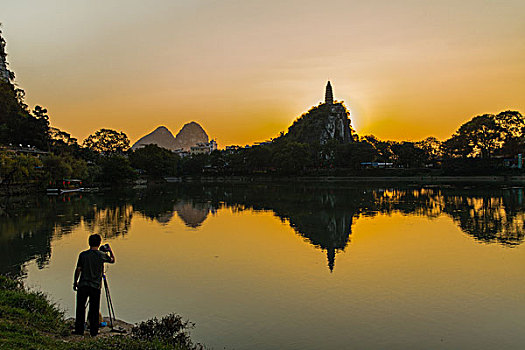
top-left (0, 194), bottom-right (94, 276)
top-left (1, 184), bottom-right (524, 276)
top-left (83, 205), bottom-right (133, 238)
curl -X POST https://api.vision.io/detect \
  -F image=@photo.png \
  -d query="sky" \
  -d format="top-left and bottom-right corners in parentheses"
top-left (2, 0), bottom-right (524, 146)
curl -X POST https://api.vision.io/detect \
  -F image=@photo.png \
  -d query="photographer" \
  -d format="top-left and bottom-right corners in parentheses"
top-left (72, 234), bottom-right (115, 336)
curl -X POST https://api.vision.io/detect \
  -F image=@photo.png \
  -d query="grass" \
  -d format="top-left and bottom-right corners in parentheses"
top-left (0, 276), bottom-right (202, 350)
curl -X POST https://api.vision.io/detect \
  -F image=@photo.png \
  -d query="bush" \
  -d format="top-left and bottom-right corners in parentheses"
top-left (0, 275), bottom-right (22, 291)
top-left (131, 313), bottom-right (202, 350)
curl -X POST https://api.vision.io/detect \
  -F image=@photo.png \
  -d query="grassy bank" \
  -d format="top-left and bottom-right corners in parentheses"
top-left (0, 276), bottom-right (202, 350)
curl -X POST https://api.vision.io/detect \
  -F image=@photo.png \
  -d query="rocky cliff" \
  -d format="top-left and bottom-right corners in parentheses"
top-left (282, 102), bottom-right (354, 145)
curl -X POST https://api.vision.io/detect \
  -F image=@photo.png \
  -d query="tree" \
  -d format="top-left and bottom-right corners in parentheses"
top-left (361, 135), bottom-right (395, 162)
top-left (209, 150), bottom-right (226, 170)
top-left (97, 155), bottom-right (136, 184)
top-left (272, 141), bottom-right (312, 174)
top-left (416, 137), bottom-right (442, 165)
top-left (50, 127), bottom-right (77, 147)
top-left (42, 154), bottom-right (72, 181)
top-left (0, 86), bottom-right (50, 149)
top-left (501, 136), bottom-right (525, 159)
top-left (42, 154), bottom-right (87, 181)
top-left (334, 141), bottom-right (377, 169)
top-left (495, 111), bottom-right (525, 157)
top-left (390, 142), bottom-right (426, 168)
top-left (179, 153), bottom-right (209, 175)
top-left (83, 129), bottom-right (130, 154)
top-left (443, 114), bottom-right (503, 158)
top-left (129, 144), bottom-right (179, 178)
top-left (49, 127), bottom-right (80, 155)
top-left (495, 111), bottom-right (524, 139)
top-left (0, 152), bottom-right (43, 185)
top-left (245, 145), bottom-right (273, 172)
top-left (222, 148), bottom-right (248, 174)
top-left (0, 29), bottom-right (50, 150)
top-left (442, 134), bottom-right (472, 159)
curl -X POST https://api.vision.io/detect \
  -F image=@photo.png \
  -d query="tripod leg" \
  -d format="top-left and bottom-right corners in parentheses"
top-left (103, 276), bottom-right (114, 329)
top-left (106, 280), bottom-right (117, 323)
top-left (106, 287), bottom-right (113, 329)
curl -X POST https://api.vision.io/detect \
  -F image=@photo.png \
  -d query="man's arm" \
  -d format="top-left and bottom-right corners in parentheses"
top-left (107, 246), bottom-right (115, 264)
top-left (73, 267), bottom-right (81, 291)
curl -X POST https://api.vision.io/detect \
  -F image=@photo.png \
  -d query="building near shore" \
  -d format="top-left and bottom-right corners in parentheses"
top-left (190, 140), bottom-right (217, 155)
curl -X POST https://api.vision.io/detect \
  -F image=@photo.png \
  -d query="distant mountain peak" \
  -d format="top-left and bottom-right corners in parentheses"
top-left (131, 122), bottom-right (210, 151)
top-left (131, 126), bottom-right (177, 151)
top-left (174, 122), bottom-right (209, 151)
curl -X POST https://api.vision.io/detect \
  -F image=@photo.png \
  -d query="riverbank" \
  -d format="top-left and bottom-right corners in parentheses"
top-left (172, 175), bottom-right (525, 184)
top-left (0, 276), bottom-right (201, 350)
top-left (3, 174), bottom-right (525, 197)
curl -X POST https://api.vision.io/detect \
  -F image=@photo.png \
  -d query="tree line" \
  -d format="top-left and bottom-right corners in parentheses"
top-left (1, 76), bottom-right (524, 186)
top-left (1, 27), bottom-right (524, 184)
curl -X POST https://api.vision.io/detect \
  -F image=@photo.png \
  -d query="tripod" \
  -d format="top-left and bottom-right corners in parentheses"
top-left (102, 274), bottom-right (117, 330)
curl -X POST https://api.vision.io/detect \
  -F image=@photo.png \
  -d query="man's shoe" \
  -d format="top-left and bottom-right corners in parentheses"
top-left (71, 330), bottom-right (83, 335)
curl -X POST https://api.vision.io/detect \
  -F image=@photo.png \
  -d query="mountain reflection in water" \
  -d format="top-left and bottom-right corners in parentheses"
top-left (1, 184), bottom-right (524, 276)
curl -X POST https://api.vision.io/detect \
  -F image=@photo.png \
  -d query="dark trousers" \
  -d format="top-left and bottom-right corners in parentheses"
top-left (75, 286), bottom-right (101, 336)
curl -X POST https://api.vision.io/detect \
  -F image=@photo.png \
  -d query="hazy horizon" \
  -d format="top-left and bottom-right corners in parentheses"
top-left (2, 0), bottom-right (524, 146)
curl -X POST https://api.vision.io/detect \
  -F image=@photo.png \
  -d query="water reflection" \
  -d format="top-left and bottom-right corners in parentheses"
top-left (1, 184), bottom-right (524, 276)
top-left (0, 194), bottom-right (90, 275)
top-left (175, 202), bottom-right (211, 228)
top-left (84, 204), bottom-right (133, 238)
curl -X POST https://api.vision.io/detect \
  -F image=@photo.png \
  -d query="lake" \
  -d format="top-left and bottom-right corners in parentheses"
top-left (1, 182), bottom-right (524, 349)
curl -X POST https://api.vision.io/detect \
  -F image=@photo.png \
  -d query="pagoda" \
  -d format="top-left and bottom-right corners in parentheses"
top-left (325, 81), bottom-right (333, 105)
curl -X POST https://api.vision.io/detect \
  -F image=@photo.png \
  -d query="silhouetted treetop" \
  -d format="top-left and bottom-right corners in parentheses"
top-left (83, 128), bottom-right (130, 154)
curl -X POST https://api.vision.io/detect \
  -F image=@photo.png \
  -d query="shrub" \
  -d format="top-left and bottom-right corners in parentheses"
top-left (131, 313), bottom-right (202, 350)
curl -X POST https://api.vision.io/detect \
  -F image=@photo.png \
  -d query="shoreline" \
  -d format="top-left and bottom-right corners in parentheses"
top-left (170, 175), bottom-right (525, 184)
top-left (0, 275), bottom-right (201, 349)
top-left (2, 175), bottom-right (525, 197)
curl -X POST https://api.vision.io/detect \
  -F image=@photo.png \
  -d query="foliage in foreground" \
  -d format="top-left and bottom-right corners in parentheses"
top-left (0, 275), bottom-right (69, 349)
top-left (0, 275), bottom-right (201, 350)
top-left (131, 314), bottom-right (203, 350)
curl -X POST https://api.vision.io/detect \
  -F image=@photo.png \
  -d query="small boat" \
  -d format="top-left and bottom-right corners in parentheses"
top-left (81, 187), bottom-right (99, 193)
top-left (46, 179), bottom-right (84, 195)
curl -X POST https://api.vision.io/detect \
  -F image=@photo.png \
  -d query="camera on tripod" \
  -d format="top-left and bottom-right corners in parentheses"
top-left (100, 243), bottom-right (111, 253)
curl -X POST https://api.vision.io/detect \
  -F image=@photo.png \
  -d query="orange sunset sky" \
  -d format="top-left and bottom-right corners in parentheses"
top-left (2, 0), bottom-right (524, 147)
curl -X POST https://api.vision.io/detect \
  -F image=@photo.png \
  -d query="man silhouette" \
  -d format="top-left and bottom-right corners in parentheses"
top-left (72, 234), bottom-right (115, 336)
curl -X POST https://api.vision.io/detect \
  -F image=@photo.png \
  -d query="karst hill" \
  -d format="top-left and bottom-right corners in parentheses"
top-left (131, 121), bottom-right (210, 152)
top-left (279, 81), bottom-right (355, 145)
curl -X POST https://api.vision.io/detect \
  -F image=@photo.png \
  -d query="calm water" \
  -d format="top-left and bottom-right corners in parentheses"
top-left (1, 183), bottom-right (524, 349)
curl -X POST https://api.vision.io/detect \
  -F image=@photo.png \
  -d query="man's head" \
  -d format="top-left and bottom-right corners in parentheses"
top-left (88, 234), bottom-right (102, 248)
